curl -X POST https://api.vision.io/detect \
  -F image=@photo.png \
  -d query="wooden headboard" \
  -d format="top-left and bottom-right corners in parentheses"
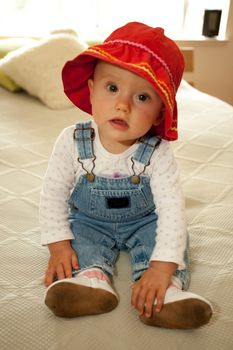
top-left (181, 47), bottom-right (194, 72)
top-left (180, 47), bottom-right (194, 85)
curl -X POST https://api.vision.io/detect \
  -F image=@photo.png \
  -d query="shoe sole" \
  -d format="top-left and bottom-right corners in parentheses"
top-left (45, 282), bottom-right (118, 318)
top-left (139, 298), bottom-right (213, 329)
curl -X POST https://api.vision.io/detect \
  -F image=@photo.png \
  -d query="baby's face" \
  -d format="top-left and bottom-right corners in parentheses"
top-left (88, 61), bottom-right (163, 153)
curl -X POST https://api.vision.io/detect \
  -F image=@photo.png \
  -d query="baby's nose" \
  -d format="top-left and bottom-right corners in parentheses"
top-left (115, 96), bottom-right (130, 113)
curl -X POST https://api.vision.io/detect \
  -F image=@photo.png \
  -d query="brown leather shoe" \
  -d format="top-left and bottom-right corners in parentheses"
top-left (139, 286), bottom-right (213, 329)
top-left (140, 298), bottom-right (212, 329)
top-left (45, 275), bottom-right (118, 318)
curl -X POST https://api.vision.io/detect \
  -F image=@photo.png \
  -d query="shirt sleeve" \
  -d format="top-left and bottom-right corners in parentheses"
top-left (39, 126), bottom-right (76, 245)
top-left (148, 141), bottom-right (187, 269)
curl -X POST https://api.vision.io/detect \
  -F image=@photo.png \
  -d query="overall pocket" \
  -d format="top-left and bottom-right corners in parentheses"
top-left (90, 187), bottom-right (154, 221)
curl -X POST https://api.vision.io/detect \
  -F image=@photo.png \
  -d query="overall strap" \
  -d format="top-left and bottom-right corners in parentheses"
top-left (133, 133), bottom-right (161, 165)
top-left (73, 121), bottom-right (95, 160)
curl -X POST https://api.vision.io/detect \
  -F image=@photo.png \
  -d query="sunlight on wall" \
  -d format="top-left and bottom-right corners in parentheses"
top-left (0, 0), bottom-right (230, 40)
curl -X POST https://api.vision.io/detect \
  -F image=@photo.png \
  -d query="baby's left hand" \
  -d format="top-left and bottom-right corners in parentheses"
top-left (131, 261), bottom-right (177, 318)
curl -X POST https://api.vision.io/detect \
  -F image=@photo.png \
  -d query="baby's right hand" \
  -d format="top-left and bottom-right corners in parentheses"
top-left (44, 240), bottom-right (79, 287)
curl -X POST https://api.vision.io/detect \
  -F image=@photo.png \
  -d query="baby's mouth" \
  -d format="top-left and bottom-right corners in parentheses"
top-left (110, 118), bottom-right (129, 129)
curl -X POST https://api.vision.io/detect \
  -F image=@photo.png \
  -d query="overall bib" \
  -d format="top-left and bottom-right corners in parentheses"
top-left (68, 122), bottom-right (189, 288)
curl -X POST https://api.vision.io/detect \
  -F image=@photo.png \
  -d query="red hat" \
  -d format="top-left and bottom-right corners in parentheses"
top-left (62, 22), bottom-right (184, 141)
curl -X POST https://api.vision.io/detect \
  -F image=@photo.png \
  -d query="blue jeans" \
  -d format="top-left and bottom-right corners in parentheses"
top-left (68, 174), bottom-right (190, 288)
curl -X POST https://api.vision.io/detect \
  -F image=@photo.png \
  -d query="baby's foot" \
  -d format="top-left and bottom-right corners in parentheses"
top-left (139, 286), bottom-right (213, 329)
top-left (45, 268), bottom-right (118, 318)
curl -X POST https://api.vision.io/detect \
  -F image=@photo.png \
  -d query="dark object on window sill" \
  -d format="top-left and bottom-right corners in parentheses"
top-left (202, 10), bottom-right (222, 37)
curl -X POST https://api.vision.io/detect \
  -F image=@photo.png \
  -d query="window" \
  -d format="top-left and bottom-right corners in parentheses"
top-left (183, 0), bottom-right (230, 39)
top-left (0, 0), bottom-right (230, 40)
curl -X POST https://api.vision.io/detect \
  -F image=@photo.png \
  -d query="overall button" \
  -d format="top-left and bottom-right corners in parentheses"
top-left (131, 175), bottom-right (140, 184)
top-left (86, 173), bottom-right (95, 182)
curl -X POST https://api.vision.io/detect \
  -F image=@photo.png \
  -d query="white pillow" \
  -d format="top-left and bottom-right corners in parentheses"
top-left (0, 33), bottom-right (87, 109)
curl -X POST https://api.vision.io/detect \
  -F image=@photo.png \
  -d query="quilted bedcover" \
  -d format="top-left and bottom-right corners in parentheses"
top-left (0, 82), bottom-right (233, 350)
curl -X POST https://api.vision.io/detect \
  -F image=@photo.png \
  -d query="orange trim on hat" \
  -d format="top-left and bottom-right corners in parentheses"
top-left (87, 47), bottom-right (174, 113)
top-left (131, 62), bottom-right (174, 111)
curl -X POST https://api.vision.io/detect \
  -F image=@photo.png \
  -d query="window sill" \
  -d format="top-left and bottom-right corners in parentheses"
top-left (86, 35), bottom-right (230, 47)
top-left (0, 34), bottom-right (229, 46)
top-left (175, 35), bottom-right (229, 46)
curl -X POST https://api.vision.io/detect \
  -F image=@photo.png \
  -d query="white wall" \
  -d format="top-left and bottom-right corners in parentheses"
top-left (178, 0), bottom-right (233, 105)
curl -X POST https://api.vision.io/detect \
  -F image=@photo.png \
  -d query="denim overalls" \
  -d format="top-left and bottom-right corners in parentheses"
top-left (68, 122), bottom-right (189, 288)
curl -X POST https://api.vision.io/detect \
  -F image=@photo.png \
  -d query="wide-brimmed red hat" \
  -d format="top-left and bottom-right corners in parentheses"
top-left (62, 22), bottom-right (184, 140)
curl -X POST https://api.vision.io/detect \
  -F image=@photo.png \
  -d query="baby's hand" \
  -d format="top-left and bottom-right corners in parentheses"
top-left (44, 240), bottom-right (79, 287)
top-left (131, 261), bottom-right (177, 318)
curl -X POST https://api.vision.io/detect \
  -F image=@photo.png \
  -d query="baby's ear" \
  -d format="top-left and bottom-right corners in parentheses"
top-left (153, 105), bottom-right (165, 126)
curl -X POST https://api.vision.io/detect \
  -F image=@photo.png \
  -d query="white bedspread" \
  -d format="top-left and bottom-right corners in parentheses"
top-left (0, 82), bottom-right (233, 350)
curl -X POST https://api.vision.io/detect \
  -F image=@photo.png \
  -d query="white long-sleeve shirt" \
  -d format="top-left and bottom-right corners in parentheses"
top-left (40, 121), bottom-right (187, 269)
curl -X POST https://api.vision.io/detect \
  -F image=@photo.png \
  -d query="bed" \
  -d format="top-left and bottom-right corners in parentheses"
top-left (0, 42), bottom-right (233, 349)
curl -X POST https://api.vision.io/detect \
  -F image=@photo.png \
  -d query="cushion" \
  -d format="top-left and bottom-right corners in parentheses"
top-left (0, 38), bottom-right (37, 92)
top-left (0, 33), bottom-right (87, 109)
top-left (0, 70), bottom-right (21, 92)
top-left (0, 37), bottom-right (37, 59)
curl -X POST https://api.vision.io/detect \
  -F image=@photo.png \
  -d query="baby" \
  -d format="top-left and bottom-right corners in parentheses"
top-left (40, 22), bottom-right (213, 329)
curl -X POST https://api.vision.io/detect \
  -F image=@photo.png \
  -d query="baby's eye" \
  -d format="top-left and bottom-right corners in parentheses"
top-left (137, 94), bottom-right (150, 102)
top-left (106, 83), bottom-right (118, 93)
